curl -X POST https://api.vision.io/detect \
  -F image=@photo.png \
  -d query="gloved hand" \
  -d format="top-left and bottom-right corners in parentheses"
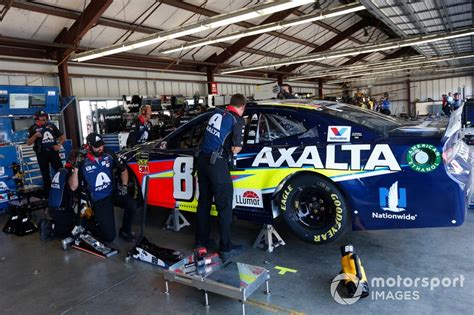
top-left (118, 185), bottom-right (128, 196)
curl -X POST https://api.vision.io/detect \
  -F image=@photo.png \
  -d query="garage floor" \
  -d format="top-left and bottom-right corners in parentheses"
top-left (0, 202), bottom-right (472, 315)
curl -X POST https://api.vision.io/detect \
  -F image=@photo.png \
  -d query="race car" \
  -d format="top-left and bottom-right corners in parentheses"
top-left (120, 99), bottom-right (472, 244)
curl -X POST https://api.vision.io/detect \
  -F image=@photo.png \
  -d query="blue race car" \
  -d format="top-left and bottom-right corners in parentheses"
top-left (121, 99), bottom-right (472, 244)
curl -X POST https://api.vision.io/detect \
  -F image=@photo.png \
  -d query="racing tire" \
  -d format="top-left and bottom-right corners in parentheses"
top-left (278, 174), bottom-right (350, 244)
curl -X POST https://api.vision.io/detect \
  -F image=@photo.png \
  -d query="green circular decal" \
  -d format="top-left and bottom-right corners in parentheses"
top-left (406, 144), bottom-right (441, 172)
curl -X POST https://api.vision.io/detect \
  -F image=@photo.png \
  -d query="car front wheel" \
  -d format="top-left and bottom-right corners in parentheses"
top-left (278, 174), bottom-right (350, 244)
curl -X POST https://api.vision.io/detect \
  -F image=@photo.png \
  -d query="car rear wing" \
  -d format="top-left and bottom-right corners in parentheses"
top-left (442, 104), bottom-right (464, 163)
top-left (443, 103), bottom-right (463, 140)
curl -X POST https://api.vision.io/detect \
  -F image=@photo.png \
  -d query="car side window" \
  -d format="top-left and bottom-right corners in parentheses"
top-left (257, 113), bottom-right (308, 143)
top-left (165, 114), bottom-right (210, 150)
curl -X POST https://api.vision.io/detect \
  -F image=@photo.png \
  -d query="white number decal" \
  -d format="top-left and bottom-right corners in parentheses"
top-left (173, 157), bottom-right (194, 200)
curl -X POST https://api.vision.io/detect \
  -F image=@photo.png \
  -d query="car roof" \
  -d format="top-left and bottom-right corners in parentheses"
top-left (251, 99), bottom-right (339, 111)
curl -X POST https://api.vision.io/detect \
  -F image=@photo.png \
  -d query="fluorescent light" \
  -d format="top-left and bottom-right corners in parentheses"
top-left (436, 65), bottom-right (474, 72)
top-left (160, 3), bottom-right (365, 55)
top-left (220, 27), bottom-right (474, 74)
top-left (72, 0), bottom-right (315, 62)
top-left (287, 52), bottom-right (474, 81)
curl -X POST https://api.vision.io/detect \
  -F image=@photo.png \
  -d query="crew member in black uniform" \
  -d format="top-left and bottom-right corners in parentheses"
top-left (27, 110), bottom-right (65, 197)
top-left (68, 133), bottom-right (136, 242)
top-left (127, 104), bottom-right (152, 147)
top-left (196, 93), bottom-right (246, 259)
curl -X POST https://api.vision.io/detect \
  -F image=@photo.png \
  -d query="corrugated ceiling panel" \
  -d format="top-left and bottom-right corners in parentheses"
top-left (0, 8), bottom-right (73, 41)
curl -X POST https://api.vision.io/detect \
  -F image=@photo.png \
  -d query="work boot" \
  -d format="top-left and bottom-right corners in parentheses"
top-left (119, 228), bottom-right (136, 242)
top-left (39, 219), bottom-right (54, 241)
top-left (219, 244), bottom-right (244, 261)
top-left (194, 239), bottom-right (217, 252)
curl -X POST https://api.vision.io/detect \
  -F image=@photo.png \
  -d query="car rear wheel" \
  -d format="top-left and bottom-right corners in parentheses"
top-left (278, 174), bottom-right (350, 244)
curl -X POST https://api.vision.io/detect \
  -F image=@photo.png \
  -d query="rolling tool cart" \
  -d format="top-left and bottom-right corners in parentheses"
top-left (163, 256), bottom-right (270, 315)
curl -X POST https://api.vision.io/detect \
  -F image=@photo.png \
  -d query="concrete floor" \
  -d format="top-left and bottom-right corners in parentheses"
top-left (0, 204), bottom-right (473, 315)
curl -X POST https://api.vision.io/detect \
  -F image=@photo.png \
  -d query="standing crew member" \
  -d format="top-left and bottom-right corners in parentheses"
top-left (69, 133), bottom-right (136, 242)
top-left (27, 110), bottom-right (65, 197)
top-left (196, 94), bottom-right (246, 260)
top-left (127, 104), bottom-right (152, 147)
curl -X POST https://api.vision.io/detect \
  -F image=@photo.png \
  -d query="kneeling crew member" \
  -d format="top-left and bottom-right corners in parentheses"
top-left (68, 133), bottom-right (136, 242)
top-left (196, 93), bottom-right (246, 259)
top-left (127, 104), bottom-right (152, 147)
top-left (39, 155), bottom-right (78, 241)
top-left (28, 110), bottom-right (65, 197)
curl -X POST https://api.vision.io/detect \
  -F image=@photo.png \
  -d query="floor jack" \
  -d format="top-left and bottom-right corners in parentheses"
top-left (3, 185), bottom-right (47, 236)
top-left (126, 177), bottom-right (184, 268)
top-left (61, 197), bottom-right (118, 259)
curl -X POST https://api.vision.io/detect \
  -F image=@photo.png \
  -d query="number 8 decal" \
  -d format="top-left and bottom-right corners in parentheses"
top-left (173, 157), bottom-right (194, 200)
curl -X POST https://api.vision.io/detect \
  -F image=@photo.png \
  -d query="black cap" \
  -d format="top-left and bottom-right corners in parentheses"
top-left (34, 110), bottom-right (48, 119)
top-left (86, 133), bottom-right (105, 148)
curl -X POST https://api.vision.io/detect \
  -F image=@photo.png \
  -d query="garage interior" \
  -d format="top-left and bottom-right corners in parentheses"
top-left (0, 0), bottom-right (473, 314)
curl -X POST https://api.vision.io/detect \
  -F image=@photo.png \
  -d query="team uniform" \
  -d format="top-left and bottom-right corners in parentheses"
top-left (79, 150), bottom-right (136, 242)
top-left (39, 168), bottom-right (77, 241)
top-left (28, 121), bottom-right (63, 196)
top-left (127, 116), bottom-right (152, 147)
top-left (196, 107), bottom-right (245, 251)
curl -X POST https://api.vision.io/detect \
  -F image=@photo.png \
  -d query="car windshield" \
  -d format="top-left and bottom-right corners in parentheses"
top-left (258, 99), bottom-right (403, 135)
top-left (321, 103), bottom-right (403, 134)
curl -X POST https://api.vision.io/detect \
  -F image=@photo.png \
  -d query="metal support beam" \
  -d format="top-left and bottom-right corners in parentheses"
top-left (278, 20), bottom-right (369, 74)
top-left (58, 62), bottom-right (79, 148)
top-left (207, 66), bottom-right (215, 95)
top-left (206, 8), bottom-right (297, 67)
top-left (406, 79), bottom-right (411, 117)
top-left (318, 78), bottom-right (323, 98)
top-left (4, 0), bottom-right (286, 60)
top-left (160, 0), bottom-right (319, 50)
top-left (55, 0), bottom-right (112, 59)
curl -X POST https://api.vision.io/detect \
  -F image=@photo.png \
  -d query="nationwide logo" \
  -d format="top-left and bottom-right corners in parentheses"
top-left (327, 126), bottom-right (351, 142)
top-left (379, 181), bottom-right (406, 212)
top-left (234, 189), bottom-right (263, 208)
top-left (373, 181), bottom-right (417, 221)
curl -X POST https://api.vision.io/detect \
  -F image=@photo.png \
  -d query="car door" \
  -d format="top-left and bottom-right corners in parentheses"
top-left (232, 107), bottom-right (317, 218)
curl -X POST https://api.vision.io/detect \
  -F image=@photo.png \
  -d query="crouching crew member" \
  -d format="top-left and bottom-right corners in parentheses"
top-left (38, 154), bottom-right (78, 241)
top-left (127, 104), bottom-right (152, 147)
top-left (196, 93), bottom-right (246, 259)
top-left (28, 110), bottom-right (65, 197)
top-left (68, 133), bottom-right (136, 242)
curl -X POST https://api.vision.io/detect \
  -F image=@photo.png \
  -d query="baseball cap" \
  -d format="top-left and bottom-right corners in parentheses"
top-left (34, 110), bottom-right (48, 120)
top-left (86, 133), bottom-right (105, 148)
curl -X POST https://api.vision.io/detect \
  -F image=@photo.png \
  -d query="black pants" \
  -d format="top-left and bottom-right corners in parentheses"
top-left (196, 154), bottom-right (233, 250)
top-left (49, 207), bottom-right (76, 238)
top-left (91, 194), bottom-right (136, 242)
top-left (36, 150), bottom-right (63, 197)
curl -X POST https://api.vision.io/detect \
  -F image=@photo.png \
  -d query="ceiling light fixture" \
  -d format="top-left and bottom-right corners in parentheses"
top-left (160, 2), bottom-right (366, 55)
top-left (220, 27), bottom-right (474, 75)
top-left (72, 0), bottom-right (316, 62)
top-left (288, 52), bottom-right (474, 81)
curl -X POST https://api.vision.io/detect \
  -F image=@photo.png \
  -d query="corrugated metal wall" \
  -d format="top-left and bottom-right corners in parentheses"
top-left (351, 75), bottom-right (474, 114)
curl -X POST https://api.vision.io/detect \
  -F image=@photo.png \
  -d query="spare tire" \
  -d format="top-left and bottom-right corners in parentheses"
top-left (278, 174), bottom-right (350, 244)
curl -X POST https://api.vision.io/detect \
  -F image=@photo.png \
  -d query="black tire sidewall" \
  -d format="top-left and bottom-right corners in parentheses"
top-left (279, 174), bottom-right (350, 244)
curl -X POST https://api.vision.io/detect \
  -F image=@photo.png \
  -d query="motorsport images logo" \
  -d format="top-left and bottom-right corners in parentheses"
top-left (331, 274), bottom-right (465, 304)
top-left (330, 273), bottom-right (365, 305)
